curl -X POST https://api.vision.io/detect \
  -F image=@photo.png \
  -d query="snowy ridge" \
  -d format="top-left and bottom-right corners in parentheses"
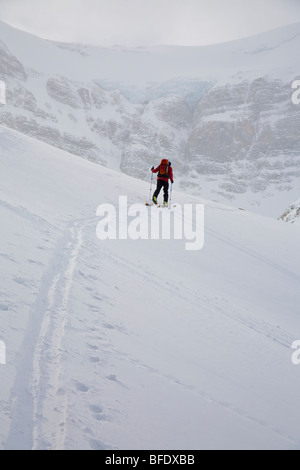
top-left (1, 20), bottom-right (300, 83)
top-left (0, 125), bottom-right (300, 450)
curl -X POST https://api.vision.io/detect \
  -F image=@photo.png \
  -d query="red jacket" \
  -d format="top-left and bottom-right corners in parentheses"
top-left (152, 164), bottom-right (174, 183)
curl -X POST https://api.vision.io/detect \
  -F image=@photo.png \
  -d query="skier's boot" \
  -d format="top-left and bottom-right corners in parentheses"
top-left (153, 196), bottom-right (158, 205)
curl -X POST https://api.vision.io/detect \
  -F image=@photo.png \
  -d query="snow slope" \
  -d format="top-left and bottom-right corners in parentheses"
top-left (0, 125), bottom-right (300, 450)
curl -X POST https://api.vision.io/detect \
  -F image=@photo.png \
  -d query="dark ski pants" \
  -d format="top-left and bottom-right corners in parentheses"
top-left (153, 180), bottom-right (169, 203)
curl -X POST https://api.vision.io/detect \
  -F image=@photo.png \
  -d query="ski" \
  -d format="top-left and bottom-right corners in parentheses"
top-left (145, 201), bottom-right (176, 209)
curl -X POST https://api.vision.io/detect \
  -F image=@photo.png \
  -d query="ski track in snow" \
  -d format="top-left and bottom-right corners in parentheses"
top-left (32, 223), bottom-right (84, 450)
top-left (5, 215), bottom-right (95, 450)
top-left (3, 211), bottom-right (300, 450)
top-left (105, 248), bottom-right (294, 352)
top-left (90, 253), bottom-right (299, 447)
top-left (2, 167), bottom-right (299, 449)
top-left (207, 226), bottom-right (300, 284)
top-left (123, 357), bottom-right (299, 448)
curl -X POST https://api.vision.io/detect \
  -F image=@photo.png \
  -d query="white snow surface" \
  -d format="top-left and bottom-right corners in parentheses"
top-left (1, 20), bottom-right (300, 84)
top-left (0, 125), bottom-right (300, 450)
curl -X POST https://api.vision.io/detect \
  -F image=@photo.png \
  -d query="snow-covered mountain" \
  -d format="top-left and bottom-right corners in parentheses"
top-left (1, 20), bottom-right (300, 216)
top-left (0, 124), bottom-right (300, 450)
top-left (280, 198), bottom-right (300, 225)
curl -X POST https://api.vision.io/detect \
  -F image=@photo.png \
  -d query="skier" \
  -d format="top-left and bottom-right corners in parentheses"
top-left (151, 159), bottom-right (174, 206)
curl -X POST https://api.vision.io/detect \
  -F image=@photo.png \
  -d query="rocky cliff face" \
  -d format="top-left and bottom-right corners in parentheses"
top-left (0, 41), bottom-right (124, 164)
top-left (1, 24), bottom-right (300, 216)
top-left (280, 199), bottom-right (300, 224)
top-left (185, 78), bottom-right (300, 200)
top-left (0, 39), bottom-right (26, 81)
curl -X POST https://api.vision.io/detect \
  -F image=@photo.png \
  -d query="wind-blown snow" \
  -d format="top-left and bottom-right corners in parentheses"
top-left (0, 125), bottom-right (300, 450)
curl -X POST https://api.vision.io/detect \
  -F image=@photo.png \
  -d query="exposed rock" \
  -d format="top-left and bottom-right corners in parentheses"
top-left (47, 76), bottom-right (80, 109)
top-left (280, 199), bottom-right (300, 224)
top-left (0, 41), bottom-right (27, 81)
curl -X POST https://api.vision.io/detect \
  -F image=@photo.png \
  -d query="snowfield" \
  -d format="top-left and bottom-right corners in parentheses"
top-left (0, 124), bottom-right (300, 450)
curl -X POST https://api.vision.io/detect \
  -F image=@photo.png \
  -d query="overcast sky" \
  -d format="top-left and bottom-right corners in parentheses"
top-left (0, 0), bottom-right (300, 47)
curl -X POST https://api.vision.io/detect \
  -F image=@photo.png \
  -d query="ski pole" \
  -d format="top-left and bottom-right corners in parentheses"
top-left (169, 182), bottom-right (173, 210)
top-left (149, 170), bottom-right (154, 203)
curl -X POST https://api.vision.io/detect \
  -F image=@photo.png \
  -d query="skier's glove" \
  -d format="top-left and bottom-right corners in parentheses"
top-left (151, 166), bottom-right (154, 171)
